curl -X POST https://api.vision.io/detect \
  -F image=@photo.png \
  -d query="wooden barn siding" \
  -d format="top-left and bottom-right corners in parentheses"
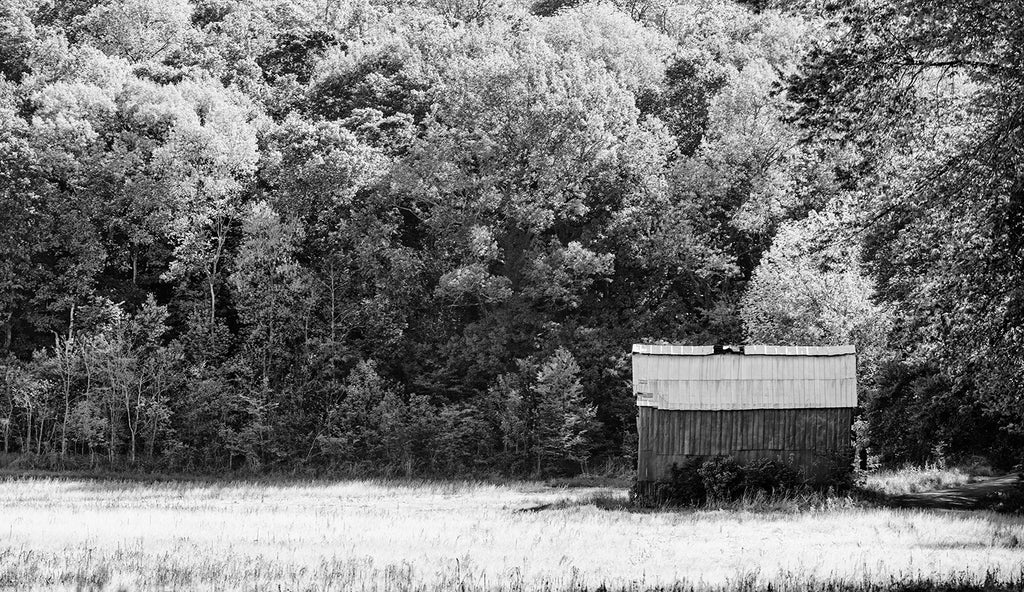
top-left (636, 407), bottom-right (853, 482)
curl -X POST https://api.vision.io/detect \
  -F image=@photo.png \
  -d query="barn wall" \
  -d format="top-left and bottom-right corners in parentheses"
top-left (636, 407), bottom-right (853, 482)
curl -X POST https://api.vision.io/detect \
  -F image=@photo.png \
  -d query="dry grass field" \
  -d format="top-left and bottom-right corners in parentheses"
top-left (0, 476), bottom-right (1022, 591)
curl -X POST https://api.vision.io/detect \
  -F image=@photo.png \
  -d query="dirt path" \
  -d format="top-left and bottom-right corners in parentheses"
top-left (889, 473), bottom-right (1024, 511)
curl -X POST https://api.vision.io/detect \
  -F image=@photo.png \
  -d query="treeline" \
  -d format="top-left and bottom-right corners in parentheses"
top-left (0, 0), bottom-right (1021, 476)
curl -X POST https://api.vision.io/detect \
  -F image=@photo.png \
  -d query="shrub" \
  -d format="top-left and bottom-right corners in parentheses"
top-left (987, 483), bottom-right (1024, 514)
top-left (665, 459), bottom-right (707, 504)
top-left (742, 458), bottom-right (801, 494)
top-left (821, 447), bottom-right (857, 492)
top-left (635, 456), bottom-right (815, 506)
top-left (698, 457), bottom-right (745, 501)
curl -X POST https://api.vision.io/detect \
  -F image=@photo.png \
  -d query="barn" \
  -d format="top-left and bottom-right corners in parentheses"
top-left (633, 344), bottom-right (856, 483)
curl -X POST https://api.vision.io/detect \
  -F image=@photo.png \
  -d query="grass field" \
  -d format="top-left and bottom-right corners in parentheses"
top-left (0, 476), bottom-right (1022, 591)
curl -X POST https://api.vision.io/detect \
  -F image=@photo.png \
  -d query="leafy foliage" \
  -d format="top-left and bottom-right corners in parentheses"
top-left (634, 455), bottom-right (822, 506)
top-left (789, 0), bottom-right (1024, 466)
top-left (0, 0), bottom-right (1018, 475)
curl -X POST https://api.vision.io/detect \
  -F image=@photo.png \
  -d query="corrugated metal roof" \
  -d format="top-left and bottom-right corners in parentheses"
top-left (744, 344), bottom-right (855, 356)
top-left (632, 344), bottom-right (855, 356)
top-left (632, 344), bottom-right (715, 355)
top-left (633, 346), bottom-right (856, 410)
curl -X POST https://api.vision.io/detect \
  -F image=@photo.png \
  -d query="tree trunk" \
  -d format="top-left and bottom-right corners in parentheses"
top-left (208, 215), bottom-right (228, 326)
top-left (209, 280), bottom-right (217, 326)
top-left (147, 421), bottom-right (157, 459)
top-left (60, 304), bottom-right (76, 458)
top-left (126, 384), bottom-right (140, 464)
top-left (1, 310), bottom-right (11, 352)
top-left (329, 260), bottom-right (337, 342)
top-left (108, 403), bottom-right (116, 464)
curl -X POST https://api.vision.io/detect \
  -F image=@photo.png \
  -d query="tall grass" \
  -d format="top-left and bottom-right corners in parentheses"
top-left (860, 465), bottom-right (980, 496)
top-left (0, 477), bottom-right (1022, 591)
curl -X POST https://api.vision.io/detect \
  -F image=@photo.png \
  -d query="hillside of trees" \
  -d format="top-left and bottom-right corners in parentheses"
top-left (0, 0), bottom-right (1021, 475)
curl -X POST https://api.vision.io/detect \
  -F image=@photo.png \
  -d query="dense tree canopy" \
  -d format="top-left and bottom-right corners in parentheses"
top-left (0, 0), bottom-right (1019, 474)
top-left (789, 0), bottom-right (1024, 464)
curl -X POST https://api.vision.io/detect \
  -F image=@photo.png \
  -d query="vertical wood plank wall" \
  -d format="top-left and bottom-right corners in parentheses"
top-left (636, 407), bottom-right (853, 482)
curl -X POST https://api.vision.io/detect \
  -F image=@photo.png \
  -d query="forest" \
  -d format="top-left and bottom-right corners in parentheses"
top-left (0, 0), bottom-right (1021, 476)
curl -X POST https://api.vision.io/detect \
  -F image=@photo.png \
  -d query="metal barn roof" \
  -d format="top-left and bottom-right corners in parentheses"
top-left (632, 345), bottom-right (856, 411)
top-left (632, 344), bottom-right (855, 356)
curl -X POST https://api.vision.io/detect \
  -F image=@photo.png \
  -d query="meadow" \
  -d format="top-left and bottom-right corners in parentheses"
top-left (0, 475), bottom-right (1022, 591)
